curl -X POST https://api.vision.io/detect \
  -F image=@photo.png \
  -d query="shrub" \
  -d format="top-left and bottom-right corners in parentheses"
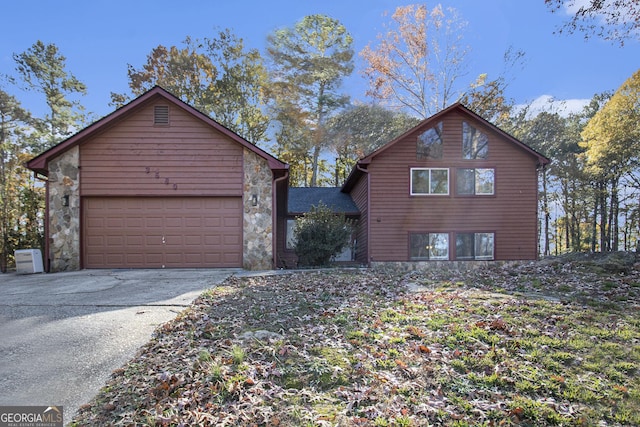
top-left (294, 202), bottom-right (352, 267)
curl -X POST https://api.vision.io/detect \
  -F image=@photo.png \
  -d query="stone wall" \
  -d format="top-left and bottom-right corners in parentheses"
top-left (243, 149), bottom-right (273, 270)
top-left (47, 146), bottom-right (80, 271)
top-left (370, 260), bottom-right (506, 272)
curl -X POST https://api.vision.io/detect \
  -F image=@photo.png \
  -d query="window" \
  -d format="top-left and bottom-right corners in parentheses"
top-left (457, 168), bottom-right (495, 195)
top-left (286, 219), bottom-right (297, 250)
top-left (410, 233), bottom-right (449, 260)
top-left (417, 121), bottom-right (443, 159)
top-left (462, 122), bottom-right (488, 159)
top-left (410, 168), bottom-right (449, 195)
top-left (154, 105), bottom-right (169, 125)
top-left (456, 233), bottom-right (494, 260)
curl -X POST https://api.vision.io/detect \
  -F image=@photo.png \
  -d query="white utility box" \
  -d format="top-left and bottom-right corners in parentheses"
top-left (15, 249), bottom-right (44, 274)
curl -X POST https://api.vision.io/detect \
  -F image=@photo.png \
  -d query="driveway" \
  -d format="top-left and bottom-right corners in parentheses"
top-left (0, 268), bottom-right (240, 425)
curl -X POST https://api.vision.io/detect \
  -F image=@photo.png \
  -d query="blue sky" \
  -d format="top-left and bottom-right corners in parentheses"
top-left (1, 0), bottom-right (638, 119)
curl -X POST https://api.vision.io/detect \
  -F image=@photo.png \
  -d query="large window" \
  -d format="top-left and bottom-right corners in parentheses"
top-left (417, 122), bottom-right (443, 159)
top-left (462, 122), bottom-right (489, 159)
top-left (410, 168), bottom-right (449, 195)
top-left (410, 233), bottom-right (449, 260)
top-left (456, 233), bottom-right (494, 260)
top-left (457, 168), bottom-right (495, 195)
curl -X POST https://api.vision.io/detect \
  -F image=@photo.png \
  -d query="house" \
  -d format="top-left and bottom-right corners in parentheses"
top-left (26, 86), bottom-right (288, 272)
top-left (277, 187), bottom-right (360, 268)
top-left (341, 103), bottom-right (550, 265)
top-left (26, 87), bottom-right (548, 272)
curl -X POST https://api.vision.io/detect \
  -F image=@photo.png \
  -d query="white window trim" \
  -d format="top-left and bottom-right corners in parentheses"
top-left (474, 232), bottom-right (495, 260)
top-left (410, 167), bottom-right (450, 196)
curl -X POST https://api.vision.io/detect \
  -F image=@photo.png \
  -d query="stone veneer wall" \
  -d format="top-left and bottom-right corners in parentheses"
top-left (47, 146), bottom-right (80, 271)
top-left (243, 149), bottom-right (273, 270)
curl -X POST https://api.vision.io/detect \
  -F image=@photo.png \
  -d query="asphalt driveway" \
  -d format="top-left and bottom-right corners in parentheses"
top-left (0, 268), bottom-right (240, 425)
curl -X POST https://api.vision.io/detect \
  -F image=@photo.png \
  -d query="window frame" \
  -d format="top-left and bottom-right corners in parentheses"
top-left (455, 232), bottom-right (495, 260)
top-left (410, 167), bottom-right (450, 196)
top-left (462, 121), bottom-right (489, 160)
top-left (409, 232), bottom-right (450, 261)
top-left (285, 218), bottom-right (297, 250)
top-left (417, 121), bottom-right (444, 160)
top-left (456, 168), bottom-right (495, 196)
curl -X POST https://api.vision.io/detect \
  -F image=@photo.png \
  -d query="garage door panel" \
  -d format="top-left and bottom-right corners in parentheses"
top-left (83, 197), bottom-right (242, 268)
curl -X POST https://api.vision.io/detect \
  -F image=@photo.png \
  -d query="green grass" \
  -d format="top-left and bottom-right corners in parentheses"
top-left (71, 268), bottom-right (640, 426)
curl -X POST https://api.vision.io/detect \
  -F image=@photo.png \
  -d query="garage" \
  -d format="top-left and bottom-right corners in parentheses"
top-left (82, 197), bottom-right (242, 268)
top-left (27, 87), bottom-right (288, 272)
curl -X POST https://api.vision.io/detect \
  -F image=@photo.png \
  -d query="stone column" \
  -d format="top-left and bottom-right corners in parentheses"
top-left (47, 146), bottom-right (80, 271)
top-left (243, 149), bottom-right (273, 270)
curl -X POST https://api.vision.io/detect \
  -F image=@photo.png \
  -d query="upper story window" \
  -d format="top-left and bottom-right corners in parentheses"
top-left (462, 122), bottom-right (488, 159)
top-left (154, 105), bottom-right (170, 125)
top-left (410, 168), bottom-right (449, 195)
top-left (456, 168), bottom-right (495, 195)
top-left (417, 121), bottom-right (443, 159)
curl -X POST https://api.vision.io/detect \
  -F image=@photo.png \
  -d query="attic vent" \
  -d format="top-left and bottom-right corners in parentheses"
top-left (154, 105), bottom-right (169, 125)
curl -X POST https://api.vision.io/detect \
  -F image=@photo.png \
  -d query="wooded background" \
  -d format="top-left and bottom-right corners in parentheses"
top-left (2, 1), bottom-right (639, 271)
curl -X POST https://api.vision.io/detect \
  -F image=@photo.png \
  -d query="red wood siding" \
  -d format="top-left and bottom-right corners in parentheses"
top-left (350, 173), bottom-right (369, 265)
top-left (80, 101), bottom-right (243, 197)
top-left (366, 110), bottom-right (540, 262)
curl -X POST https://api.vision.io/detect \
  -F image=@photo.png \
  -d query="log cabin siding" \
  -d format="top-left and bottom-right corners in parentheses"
top-left (363, 110), bottom-right (541, 262)
top-left (80, 101), bottom-right (243, 197)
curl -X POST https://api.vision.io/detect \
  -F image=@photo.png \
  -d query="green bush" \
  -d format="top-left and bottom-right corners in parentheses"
top-left (294, 202), bottom-right (352, 267)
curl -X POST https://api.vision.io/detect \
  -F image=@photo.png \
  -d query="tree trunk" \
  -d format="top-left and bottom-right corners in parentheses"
top-left (542, 167), bottom-right (550, 256)
top-left (599, 180), bottom-right (608, 251)
top-left (609, 176), bottom-right (619, 251)
top-left (591, 184), bottom-right (598, 252)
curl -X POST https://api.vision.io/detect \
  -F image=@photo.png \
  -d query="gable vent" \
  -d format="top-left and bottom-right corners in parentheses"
top-left (154, 105), bottom-right (169, 125)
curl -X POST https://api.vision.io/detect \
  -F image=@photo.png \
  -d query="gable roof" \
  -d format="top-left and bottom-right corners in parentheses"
top-left (26, 86), bottom-right (288, 176)
top-left (288, 187), bottom-right (360, 216)
top-left (342, 102), bottom-right (550, 192)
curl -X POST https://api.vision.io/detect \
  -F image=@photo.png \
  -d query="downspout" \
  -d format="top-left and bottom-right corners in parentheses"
top-left (272, 170), bottom-right (289, 269)
top-left (356, 164), bottom-right (371, 267)
top-left (33, 172), bottom-right (50, 272)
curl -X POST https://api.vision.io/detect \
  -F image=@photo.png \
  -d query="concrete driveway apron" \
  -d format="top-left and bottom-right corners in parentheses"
top-left (0, 268), bottom-right (239, 425)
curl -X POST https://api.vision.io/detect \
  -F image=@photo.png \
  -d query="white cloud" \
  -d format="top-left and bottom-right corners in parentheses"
top-left (562, 0), bottom-right (636, 24)
top-left (517, 94), bottom-right (590, 118)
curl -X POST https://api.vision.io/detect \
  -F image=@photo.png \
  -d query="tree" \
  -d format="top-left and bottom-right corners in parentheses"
top-left (0, 88), bottom-right (42, 272)
top-left (581, 70), bottom-right (640, 251)
top-left (267, 14), bottom-right (354, 186)
top-left (545, 0), bottom-right (640, 45)
top-left (360, 4), bottom-right (471, 118)
top-left (113, 30), bottom-right (270, 143)
top-left (459, 47), bottom-right (525, 125)
top-left (294, 202), bottom-right (352, 266)
top-left (203, 30), bottom-right (270, 144)
top-left (118, 38), bottom-right (216, 109)
top-left (326, 104), bottom-right (419, 185)
top-left (361, 4), bottom-right (521, 120)
top-left (13, 41), bottom-right (87, 150)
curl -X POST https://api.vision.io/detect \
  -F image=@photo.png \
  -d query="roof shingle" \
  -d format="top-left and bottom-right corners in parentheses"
top-left (288, 187), bottom-right (359, 215)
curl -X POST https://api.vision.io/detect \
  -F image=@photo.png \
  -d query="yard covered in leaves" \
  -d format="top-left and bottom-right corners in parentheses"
top-left (72, 253), bottom-right (640, 426)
